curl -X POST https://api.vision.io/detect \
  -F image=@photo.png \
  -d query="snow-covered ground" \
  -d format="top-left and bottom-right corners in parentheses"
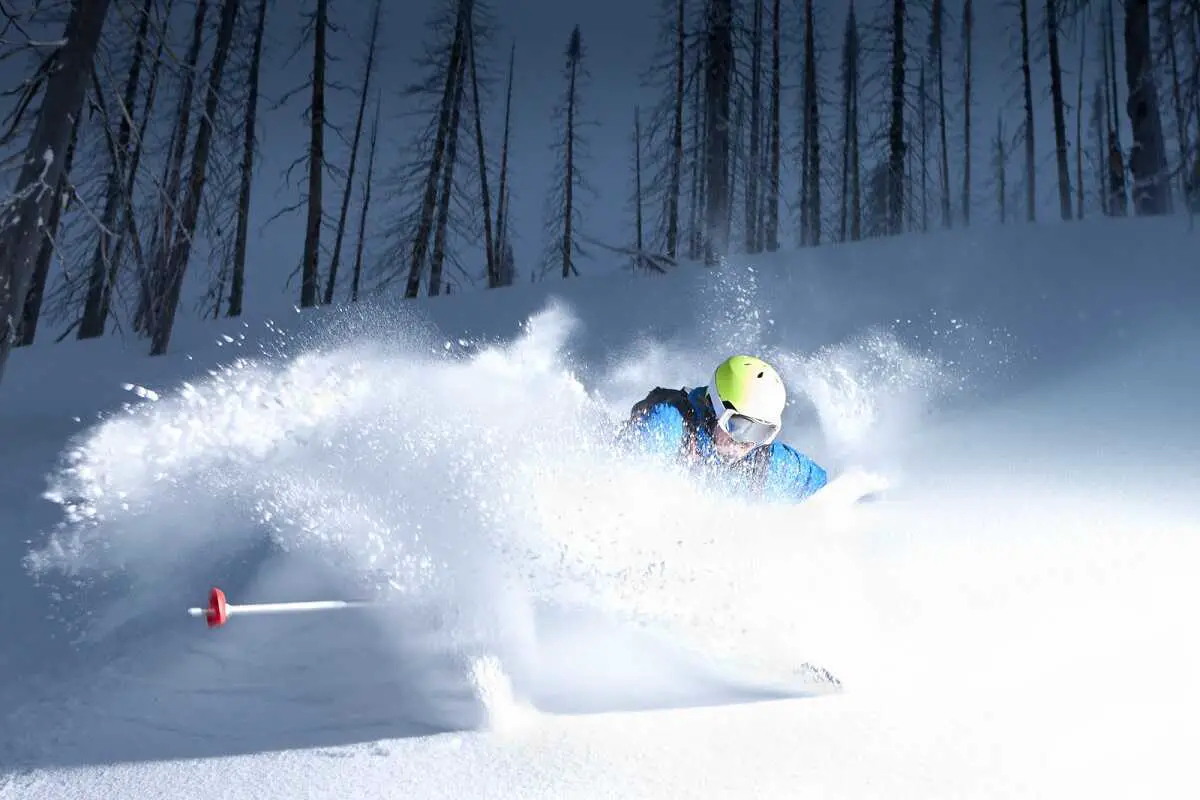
top-left (1, 217), bottom-right (1198, 798)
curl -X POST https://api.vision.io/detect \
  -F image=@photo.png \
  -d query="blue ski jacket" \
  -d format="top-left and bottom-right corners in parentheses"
top-left (620, 385), bottom-right (828, 503)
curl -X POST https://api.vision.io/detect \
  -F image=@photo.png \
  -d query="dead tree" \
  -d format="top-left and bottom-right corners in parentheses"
top-left (1099, 0), bottom-right (1128, 214)
top-left (631, 105), bottom-right (647, 270)
top-left (18, 106), bottom-right (83, 347)
top-left (886, 0), bottom-right (907, 235)
top-left (466, 8), bottom-right (498, 289)
top-left (1156, 0), bottom-right (1192, 210)
top-left (350, 92), bottom-right (381, 303)
top-left (381, 0), bottom-right (492, 297)
top-left (1123, 0), bottom-right (1170, 213)
top-left (77, 0), bottom-right (154, 340)
top-left (641, 0), bottom-right (699, 261)
top-left (703, 0), bottom-right (734, 262)
top-left (322, 0), bottom-right (380, 304)
top-left (426, 28), bottom-right (466, 297)
top-left (765, 0), bottom-right (780, 250)
top-left (838, 2), bottom-right (861, 243)
top-left (1046, 0), bottom-right (1073, 220)
top-left (541, 24), bottom-right (590, 279)
top-left (149, 0), bottom-right (240, 355)
top-left (493, 43), bottom-right (515, 286)
top-left (994, 113), bottom-right (1010, 222)
top-left (1075, 10), bottom-right (1086, 218)
top-left (931, 0), bottom-right (951, 228)
top-left (799, 0), bottom-right (820, 246)
top-left (228, 0), bottom-right (269, 318)
top-left (0, 0), bottom-right (112, 383)
top-left (1018, 0), bottom-right (1036, 222)
top-left (297, 0), bottom-right (328, 308)
top-left (744, 0), bottom-right (763, 252)
top-left (961, 0), bottom-right (973, 224)
top-left (135, 0), bottom-right (208, 336)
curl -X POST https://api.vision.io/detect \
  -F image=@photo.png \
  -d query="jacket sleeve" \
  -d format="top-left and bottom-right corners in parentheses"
top-left (761, 442), bottom-right (828, 502)
top-left (622, 402), bottom-right (686, 460)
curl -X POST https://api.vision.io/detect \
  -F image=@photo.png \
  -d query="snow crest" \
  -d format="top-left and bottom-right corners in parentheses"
top-left (25, 299), bottom-right (953, 692)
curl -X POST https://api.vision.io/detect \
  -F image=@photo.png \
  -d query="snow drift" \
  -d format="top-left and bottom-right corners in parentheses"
top-left (2, 217), bottom-right (1198, 798)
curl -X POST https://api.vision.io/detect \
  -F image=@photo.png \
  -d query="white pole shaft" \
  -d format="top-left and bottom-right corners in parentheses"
top-left (187, 599), bottom-right (373, 619)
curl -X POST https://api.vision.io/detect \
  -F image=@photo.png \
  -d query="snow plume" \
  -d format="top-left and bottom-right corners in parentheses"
top-left (24, 296), bottom-right (958, 709)
top-left (779, 328), bottom-right (956, 469)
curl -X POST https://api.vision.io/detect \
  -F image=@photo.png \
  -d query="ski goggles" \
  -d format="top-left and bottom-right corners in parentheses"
top-left (707, 386), bottom-right (781, 446)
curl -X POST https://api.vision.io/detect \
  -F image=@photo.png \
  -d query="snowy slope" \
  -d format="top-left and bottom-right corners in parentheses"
top-left (1, 217), bottom-right (1198, 799)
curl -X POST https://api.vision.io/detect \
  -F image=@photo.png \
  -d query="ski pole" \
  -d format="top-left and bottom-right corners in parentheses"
top-left (187, 586), bottom-right (375, 629)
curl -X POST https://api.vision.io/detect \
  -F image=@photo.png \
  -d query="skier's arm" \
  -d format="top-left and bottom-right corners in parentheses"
top-left (761, 442), bottom-right (829, 502)
top-left (622, 402), bottom-right (686, 459)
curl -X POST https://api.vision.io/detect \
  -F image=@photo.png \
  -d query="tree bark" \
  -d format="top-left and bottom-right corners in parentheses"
top-left (1123, 0), bottom-right (1170, 214)
top-left (149, 0), bottom-right (240, 355)
top-left (299, 0), bottom-right (327, 307)
top-left (229, 0), bottom-right (269, 317)
top-left (0, 0), bottom-right (111, 383)
top-left (323, 0), bottom-right (378, 304)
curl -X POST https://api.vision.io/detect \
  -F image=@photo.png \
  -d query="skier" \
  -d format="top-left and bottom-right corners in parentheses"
top-left (620, 355), bottom-right (828, 503)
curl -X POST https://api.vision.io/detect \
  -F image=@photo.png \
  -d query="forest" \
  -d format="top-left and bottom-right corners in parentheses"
top-left (0, 0), bottom-right (1195, 386)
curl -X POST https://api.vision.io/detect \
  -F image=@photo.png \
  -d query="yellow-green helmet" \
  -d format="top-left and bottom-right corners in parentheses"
top-left (710, 355), bottom-right (787, 425)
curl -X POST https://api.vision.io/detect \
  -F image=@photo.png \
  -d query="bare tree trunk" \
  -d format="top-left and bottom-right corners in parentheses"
top-left (765, 0), bottom-right (781, 250)
top-left (466, 13), bottom-right (497, 288)
top-left (688, 42), bottom-right (705, 260)
top-left (139, 0), bottom-right (207, 335)
top-left (560, 26), bottom-right (582, 278)
top-left (1124, 0), bottom-right (1170, 213)
top-left (703, 0), bottom-right (733, 263)
top-left (728, 94), bottom-right (741, 236)
top-left (1160, 1), bottom-right (1190, 209)
top-left (887, 0), bottom-right (906, 235)
top-left (666, 0), bottom-right (685, 259)
top-left (405, 1), bottom-right (467, 298)
top-left (19, 107), bottom-right (83, 346)
top-left (229, 0), bottom-right (268, 318)
top-left (0, 0), bottom-right (111, 382)
top-left (494, 44), bottom-right (514, 271)
top-left (932, 0), bottom-right (951, 228)
top-left (299, 0), bottom-right (328, 307)
top-left (995, 114), bottom-right (1008, 222)
top-left (323, 0), bottom-right (379, 304)
top-left (1105, 0), bottom-right (1128, 214)
top-left (150, 0), bottom-right (240, 355)
top-left (1019, 0), bottom-right (1036, 222)
top-left (634, 106), bottom-right (645, 269)
top-left (962, 0), bottom-right (972, 225)
top-left (744, 0), bottom-right (762, 252)
top-left (79, 0), bottom-right (154, 339)
top-left (1075, 12), bottom-right (1086, 219)
top-left (919, 61), bottom-right (928, 231)
top-left (1046, 0), bottom-right (1073, 220)
top-left (106, 0), bottom-right (171, 327)
top-left (802, 0), bottom-right (820, 245)
top-left (429, 35), bottom-right (466, 296)
top-left (839, 8), bottom-right (852, 242)
top-left (1092, 79), bottom-right (1107, 212)
top-left (351, 94), bottom-right (380, 303)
